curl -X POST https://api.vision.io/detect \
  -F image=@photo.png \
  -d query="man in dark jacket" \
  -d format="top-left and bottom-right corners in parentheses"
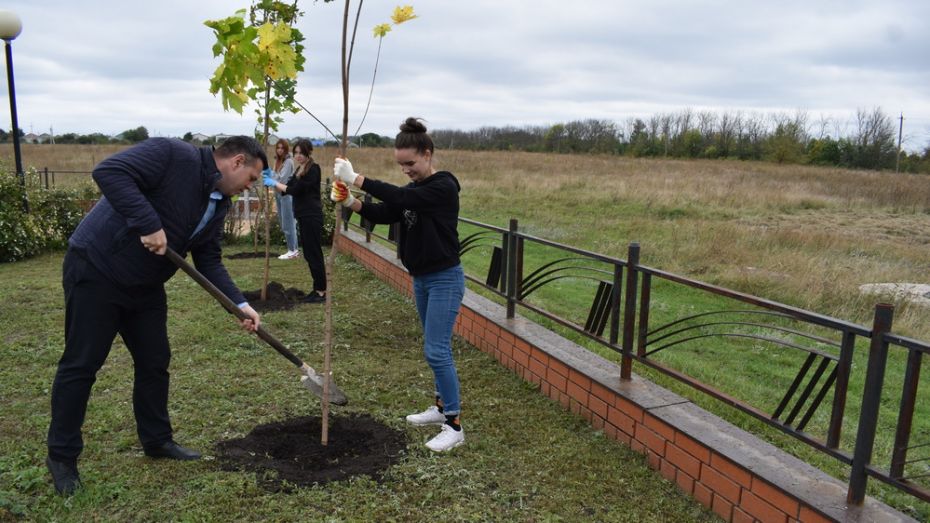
top-left (45, 136), bottom-right (266, 495)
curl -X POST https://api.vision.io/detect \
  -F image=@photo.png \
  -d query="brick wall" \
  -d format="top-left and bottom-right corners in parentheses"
top-left (335, 229), bottom-right (914, 523)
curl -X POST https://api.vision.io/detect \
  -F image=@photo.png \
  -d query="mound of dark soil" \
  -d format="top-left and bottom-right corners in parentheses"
top-left (215, 415), bottom-right (407, 491)
top-left (242, 282), bottom-right (308, 312)
top-left (226, 251), bottom-right (281, 260)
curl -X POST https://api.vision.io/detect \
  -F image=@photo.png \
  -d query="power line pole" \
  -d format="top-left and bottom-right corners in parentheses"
top-left (895, 112), bottom-right (904, 173)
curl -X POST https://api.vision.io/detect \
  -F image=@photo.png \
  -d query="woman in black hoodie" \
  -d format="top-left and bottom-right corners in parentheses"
top-left (264, 139), bottom-right (326, 303)
top-left (331, 117), bottom-right (465, 452)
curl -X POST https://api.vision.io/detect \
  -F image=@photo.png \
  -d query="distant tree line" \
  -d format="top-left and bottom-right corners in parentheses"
top-left (322, 132), bottom-right (393, 148)
top-left (0, 128), bottom-right (23, 142)
top-left (0, 126), bottom-right (151, 145)
top-left (430, 108), bottom-right (930, 174)
top-left (5, 109), bottom-right (929, 173)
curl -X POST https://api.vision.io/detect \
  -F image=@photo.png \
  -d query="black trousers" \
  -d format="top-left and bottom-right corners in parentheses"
top-left (296, 214), bottom-right (326, 293)
top-left (47, 249), bottom-right (173, 462)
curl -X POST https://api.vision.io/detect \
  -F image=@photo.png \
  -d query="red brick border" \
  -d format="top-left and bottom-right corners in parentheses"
top-left (335, 230), bottom-right (915, 523)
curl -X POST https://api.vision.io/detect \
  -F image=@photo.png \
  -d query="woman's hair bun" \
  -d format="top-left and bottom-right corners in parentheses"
top-left (399, 117), bottom-right (427, 134)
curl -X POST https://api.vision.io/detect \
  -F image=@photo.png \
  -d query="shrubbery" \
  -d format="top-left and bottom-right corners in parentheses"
top-left (0, 168), bottom-right (85, 262)
top-left (223, 181), bottom-right (336, 248)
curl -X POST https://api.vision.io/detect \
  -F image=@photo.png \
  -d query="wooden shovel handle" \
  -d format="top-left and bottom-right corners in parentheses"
top-left (165, 247), bottom-right (303, 368)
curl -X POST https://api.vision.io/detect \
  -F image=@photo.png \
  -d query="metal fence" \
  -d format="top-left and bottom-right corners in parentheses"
top-left (343, 203), bottom-right (929, 508)
top-left (24, 168), bottom-right (93, 190)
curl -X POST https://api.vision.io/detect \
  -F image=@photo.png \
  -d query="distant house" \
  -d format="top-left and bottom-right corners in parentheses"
top-left (190, 133), bottom-right (210, 143)
top-left (23, 133), bottom-right (39, 144)
top-left (37, 133), bottom-right (52, 144)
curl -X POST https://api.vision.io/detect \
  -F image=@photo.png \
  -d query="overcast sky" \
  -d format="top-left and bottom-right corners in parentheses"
top-left (2, 0), bottom-right (929, 150)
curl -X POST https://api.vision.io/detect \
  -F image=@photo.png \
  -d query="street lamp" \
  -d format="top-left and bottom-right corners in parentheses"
top-left (0, 9), bottom-right (26, 212)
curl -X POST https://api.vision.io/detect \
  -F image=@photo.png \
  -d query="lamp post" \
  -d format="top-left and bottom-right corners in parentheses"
top-left (0, 9), bottom-right (26, 212)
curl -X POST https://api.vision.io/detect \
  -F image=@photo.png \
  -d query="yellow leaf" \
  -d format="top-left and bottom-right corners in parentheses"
top-left (256, 22), bottom-right (278, 52)
top-left (372, 23), bottom-right (392, 38)
top-left (390, 5), bottom-right (417, 25)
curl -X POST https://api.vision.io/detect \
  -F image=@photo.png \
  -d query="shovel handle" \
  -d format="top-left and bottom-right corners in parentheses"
top-left (165, 247), bottom-right (304, 368)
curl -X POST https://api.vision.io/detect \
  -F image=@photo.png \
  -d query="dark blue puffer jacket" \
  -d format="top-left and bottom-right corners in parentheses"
top-left (68, 138), bottom-right (246, 304)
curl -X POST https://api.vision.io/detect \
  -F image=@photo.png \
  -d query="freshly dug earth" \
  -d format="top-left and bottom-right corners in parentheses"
top-left (215, 415), bottom-right (407, 491)
top-left (242, 281), bottom-right (308, 312)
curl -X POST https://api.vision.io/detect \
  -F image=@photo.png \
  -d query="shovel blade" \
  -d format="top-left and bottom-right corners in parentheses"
top-left (300, 371), bottom-right (348, 406)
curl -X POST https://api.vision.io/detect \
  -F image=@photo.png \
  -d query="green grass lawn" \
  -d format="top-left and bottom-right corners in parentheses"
top-left (0, 246), bottom-right (715, 522)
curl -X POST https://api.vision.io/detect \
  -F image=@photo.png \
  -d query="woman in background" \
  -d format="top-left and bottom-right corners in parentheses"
top-left (264, 139), bottom-right (326, 303)
top-left (271, 139), bottom-right (299, 260)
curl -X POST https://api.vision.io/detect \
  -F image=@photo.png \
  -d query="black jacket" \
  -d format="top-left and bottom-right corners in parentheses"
top-left (283, 162), bottom-right (322, 218)
top-left (68, 138), bottom-right (246, 304)
top-left (357, 171), bottom-right (460, 276)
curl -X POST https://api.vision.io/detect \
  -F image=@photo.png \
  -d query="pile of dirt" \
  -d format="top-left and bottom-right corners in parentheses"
top-left (242, 282), bottom-right (308, 312)
top-left (226, 251), bottom-right (281, 260)
top-left (215, 415), bottom-right (407, 491)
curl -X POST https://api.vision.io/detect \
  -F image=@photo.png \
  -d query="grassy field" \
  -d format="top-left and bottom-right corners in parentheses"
top-left (0, 246), bottom-right (716, 522)
top-left (5, 143), bottom-right (930, 518)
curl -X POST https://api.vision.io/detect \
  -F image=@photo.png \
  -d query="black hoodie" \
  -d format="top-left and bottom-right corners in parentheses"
top-left (357, 170), bottom-right (461, 276)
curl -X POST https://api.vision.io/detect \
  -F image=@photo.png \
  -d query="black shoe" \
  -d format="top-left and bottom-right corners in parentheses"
top-left (143, 441), bottom-right (201, 461)
top-left (46, 456), bottom-right (82, 496)
top-left (302, 292), bottom-right (326, 304)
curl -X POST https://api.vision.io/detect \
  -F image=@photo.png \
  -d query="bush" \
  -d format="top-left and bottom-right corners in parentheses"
top-left (702, 145), bottom-right (720, 159)
top-left (246, 212), bottom-right (286, 247)
top-left (0, 168), bottom-right (84, 262)
top-left (31, 190), bottom-right (85, 249)
top-left (221, 180), bottom-right (337, 248)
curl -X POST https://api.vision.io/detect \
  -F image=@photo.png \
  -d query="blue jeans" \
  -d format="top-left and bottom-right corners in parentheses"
top-left (275, 193), bottom-right (298, 252)
top-left (413, 264), bottom-right (465, 416)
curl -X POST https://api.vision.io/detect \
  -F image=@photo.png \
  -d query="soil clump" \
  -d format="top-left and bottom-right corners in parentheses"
top-left (215, 415), bottom-right (407, 491)
top-left (242, 282), bottom-right (308, 312)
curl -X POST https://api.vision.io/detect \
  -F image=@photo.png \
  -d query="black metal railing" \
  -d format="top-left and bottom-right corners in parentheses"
top-left (27, 168), bottom-right (94, 189)
top-left (340, 207), bottom-right (928, 509)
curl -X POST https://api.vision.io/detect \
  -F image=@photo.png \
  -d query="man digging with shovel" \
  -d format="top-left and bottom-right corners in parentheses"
top-left (45, 136), bottom-right (266, 496)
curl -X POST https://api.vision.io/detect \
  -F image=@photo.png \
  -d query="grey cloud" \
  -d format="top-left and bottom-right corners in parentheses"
top-left (1, 0), bottom-right (927, 147)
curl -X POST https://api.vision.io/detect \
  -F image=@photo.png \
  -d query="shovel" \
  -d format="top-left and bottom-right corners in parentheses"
top-left (165, 247), bottom-right (348, 405)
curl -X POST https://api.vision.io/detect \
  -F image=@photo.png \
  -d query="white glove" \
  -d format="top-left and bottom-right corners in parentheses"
top-left (333, 158), bottom-right (359, 185)
top-left (330, 181), bottom-right (356, 208)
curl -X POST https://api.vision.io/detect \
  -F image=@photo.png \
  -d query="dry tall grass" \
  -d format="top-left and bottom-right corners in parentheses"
top-left (8, 143), bottom-right (930, 338)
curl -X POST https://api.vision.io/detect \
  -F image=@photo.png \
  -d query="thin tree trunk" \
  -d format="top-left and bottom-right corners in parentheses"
top-left (252, 190), bottom-right (259, 253)
top-left (320, 0), bottom-right (354, 447)
top-left (261, 78), bottom-right (272, 301)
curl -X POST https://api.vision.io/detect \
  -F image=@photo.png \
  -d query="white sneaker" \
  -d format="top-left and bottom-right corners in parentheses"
top-left (405, 406), bottom-right (446, 426)
top-left (425, 424), bottom-right (465, 452)
top-left (278, 250), bottom-right (300, 260)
